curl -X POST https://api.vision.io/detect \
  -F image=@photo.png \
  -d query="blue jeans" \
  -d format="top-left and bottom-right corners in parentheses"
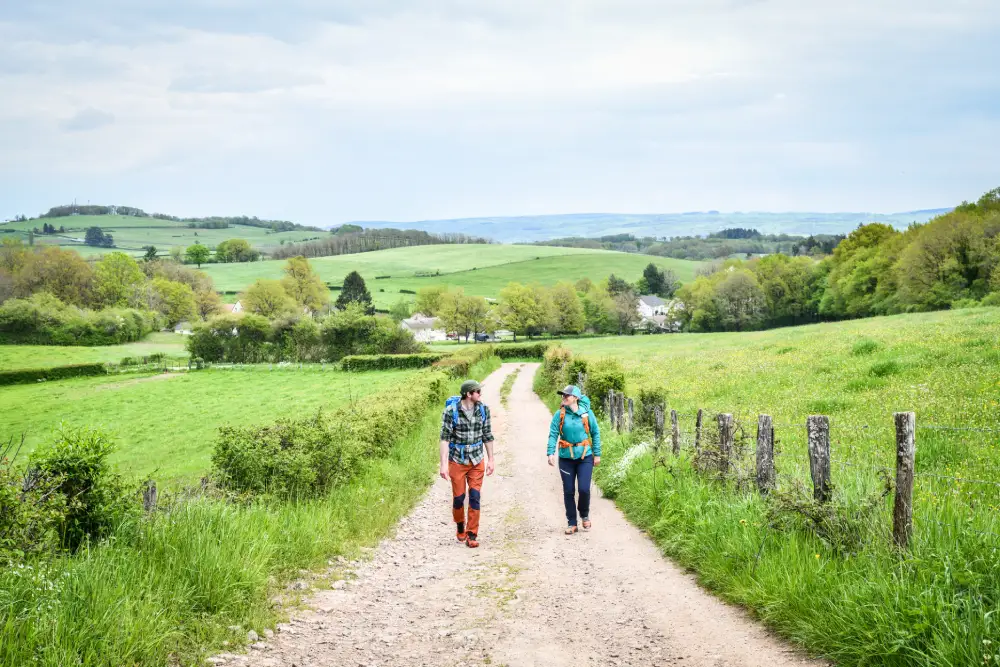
top-left (558, 455), bottom-right (594, 527)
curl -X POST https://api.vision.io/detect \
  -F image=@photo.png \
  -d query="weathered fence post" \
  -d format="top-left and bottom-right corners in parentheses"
top-left (756, 414), bottom-right (775, 494)
top-left (893, 412), bottom-right (916, 549)
top-left (577, 371), bottom-right (587, 390)
top-left (695, 409), bottom-right (704, 455)
top-left (616, 393), bottom-right (625, 433)
top-left (653, 406), bottom-right (664, 450)
top-left (609, 390), bottom-right (618, 431)
top-left (142, 480), bottom-right (158, 512)
top-left (671, 409), bottom-right (680, 455)
top-left (604, 391), bottom-right (612, 421)
top-left (717, 413), bottom-right (734, 476)
top-left (807, 415), bottom-right (831, 502)
top-left (627, 398), bottom-right (634, 433)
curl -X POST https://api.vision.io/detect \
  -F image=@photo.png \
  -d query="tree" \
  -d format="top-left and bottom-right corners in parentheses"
top-left (641, 263), bottom-right (681, 298)
top-left (335, 271), bottom-right (374, 314)
top-left (12, 246), bottom-right (94, 306)
top-left (498, 282), bottom-right (546, 341)
top-left (84, 227), bottom-right (106, 247)
top-left (216, 238), bottom-right (258, 263)
top-left (581, 287), bottom-right (615, 333)
top-left (242, 280), bottom-right (297, 318)
top-left (152, 278), bottom-right (197, 326)
top-left (549, 282), bottom-right (585, 334)
top-left (713, 269), bottom-right (767, 331)
top-left (169, 246), bottom-right (184, 262)
top-left (389, 298), bottom-right (411, 323)
top-left (185, 243), bottom-right (211, 268)
top-left (94, 252), bottom-right (145, 308)
top-left (414, 285), bottom-right (447, 316)
top-left (611, 289), bottom-right (640, 334)
top-left (143, 246), bottom-right (158, 262)
top-left (280, 256), bottom-right (329, 312)
top-left (195, 288), bottom-right (223, 320)
top-left (607, 273), bottom-right (631, 296)
top-left (819, 223), bottom-right (901, 318)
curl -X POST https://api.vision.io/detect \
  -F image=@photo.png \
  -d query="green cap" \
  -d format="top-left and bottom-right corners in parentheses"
top-left (460, 380), bottom-right (482, 396)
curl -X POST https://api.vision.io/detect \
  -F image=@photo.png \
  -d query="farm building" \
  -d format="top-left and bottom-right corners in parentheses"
top-left (400, 313), bottom-right (447, 342)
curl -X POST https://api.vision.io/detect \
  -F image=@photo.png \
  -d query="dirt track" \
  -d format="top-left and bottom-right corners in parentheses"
top-left (211, 363), bottom-right (824, 667)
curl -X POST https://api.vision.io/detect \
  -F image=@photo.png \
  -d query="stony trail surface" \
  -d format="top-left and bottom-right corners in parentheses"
top-left (212, 363), bottom-right (824, 667)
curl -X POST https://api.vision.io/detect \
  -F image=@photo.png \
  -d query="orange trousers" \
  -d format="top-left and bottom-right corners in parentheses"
top-left (449, 460), bottom-right (485, 535)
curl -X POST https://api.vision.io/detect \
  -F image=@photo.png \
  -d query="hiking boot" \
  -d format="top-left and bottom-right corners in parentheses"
top-left (465, 532), bottom-right (479, 548)
top-left (456, 522), bottom-right (466, 542)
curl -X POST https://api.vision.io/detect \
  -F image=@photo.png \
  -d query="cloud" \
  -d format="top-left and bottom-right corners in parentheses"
top-left (60, 108), bottom-right (116, 132)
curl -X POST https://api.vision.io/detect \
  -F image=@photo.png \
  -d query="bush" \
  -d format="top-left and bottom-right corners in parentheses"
top-left (0, 294), bottom-right (161, 346)
top-left (0, 439), bottom-right (68, 563)
top-left (0, 363), bottom-right (107, 386)
top-left (566, 357), bottom-right (589, 386)
top-left (495, 342), bottom-right (550, 359)
top-left (342, 353), bottom-right (445, 371)
top-left (30, 426), bottom-right (138, 552)
top-left (981, 291), bottom-right (1000, 307)
top-left (585, 357), bottom-right (626, 416)
top-left (213, 371), bottom-right (448, 499)
top-left (636, 386), bottom-right (668, 428)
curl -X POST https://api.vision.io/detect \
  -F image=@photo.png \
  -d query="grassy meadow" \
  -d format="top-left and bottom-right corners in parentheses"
top-left (549, 307), bottom-right (1000, 665)
top-left (0, 332), bottom-right (189, 371)
top-left (201, 244), bottom-right (703, 308)
top-left (0, 215), bottom-right (323, 257)
top-left (0, 367), bottom-right (419, 482)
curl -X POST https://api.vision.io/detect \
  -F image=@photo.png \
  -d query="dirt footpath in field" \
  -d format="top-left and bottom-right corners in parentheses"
top-left (212, 363), bottom-right (825, 667)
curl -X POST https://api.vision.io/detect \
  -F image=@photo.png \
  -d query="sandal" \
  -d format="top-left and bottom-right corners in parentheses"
top-left (582, 519), bottom-right (592, 531)
top-left (564, 525), bottom-right (578, 535)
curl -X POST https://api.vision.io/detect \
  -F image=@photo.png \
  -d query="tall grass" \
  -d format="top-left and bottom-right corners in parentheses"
top-left (0, 355), bottom-right (500, 667)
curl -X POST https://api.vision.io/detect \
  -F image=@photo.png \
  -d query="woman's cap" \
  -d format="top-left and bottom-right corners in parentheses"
top-left (557, 385), bottom-right (582, 398)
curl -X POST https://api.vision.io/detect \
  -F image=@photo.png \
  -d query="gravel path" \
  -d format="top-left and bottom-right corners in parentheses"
top-left (210, 363), bottom-right (824, 667)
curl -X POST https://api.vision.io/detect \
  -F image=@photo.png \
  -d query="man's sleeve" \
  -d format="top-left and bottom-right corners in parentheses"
top-left (482, 405), bottom-right (495, 443)
top-left (440, 408), bottom-right (453, 442)
top-left (589, 412), bottom-right (601, 456)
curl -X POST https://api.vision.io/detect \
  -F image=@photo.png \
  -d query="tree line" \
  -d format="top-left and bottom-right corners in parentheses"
top-left (536, 229), bottom-right (846, 261)
top-left (35, 205), bottom-right (324, 233)
top-left (677, 187), bottom-right (1000, 331)
top-left (270, 227), bottom-right (492, 260)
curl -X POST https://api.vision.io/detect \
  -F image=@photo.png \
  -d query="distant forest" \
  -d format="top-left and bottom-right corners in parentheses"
top-left (271, 227), bottom-right (492, 260)
top-left (37, 205), bottom-right (324, 233)
top-left (535, 228), bottom-right (846, 260)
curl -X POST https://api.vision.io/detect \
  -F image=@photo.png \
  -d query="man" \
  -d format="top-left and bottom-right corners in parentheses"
top-left (440, 379), bottom-right (495, 548)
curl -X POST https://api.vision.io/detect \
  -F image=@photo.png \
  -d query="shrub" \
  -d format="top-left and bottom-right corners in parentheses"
top-left (342, 353), bottom-right (445, 371)
top-left (586, 357), bottom-right (626, 416)
top-left (30, 426), bottom-right (138, 552)
top-left (0, 439), bottom-right (68, 563)
top-left (566, 357), bottom-right (589, 387)
top-left (851, 338), bottom-right (881, 356)
top-left (0, 363), bottom-right (107, 386)
top-left (981, 291), bottom-right (1000, 307)
top-left (868, 359), bottom-right (902, 377)
top-left (495, 343), bottom-right (550, 360)
top-left (0, 294), bottom-right (161, 346)
top-left (636, 386), bottom-right (668, 428)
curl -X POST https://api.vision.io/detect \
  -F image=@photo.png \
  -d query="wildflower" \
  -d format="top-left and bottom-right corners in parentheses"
top-left (814, 554), bottom-right (821, 559)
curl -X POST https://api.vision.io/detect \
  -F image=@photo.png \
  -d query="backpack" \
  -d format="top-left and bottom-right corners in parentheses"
top-left (557, 396), bottom-right (593, 459)
top-left (445, 395), bottom-right (487, 431)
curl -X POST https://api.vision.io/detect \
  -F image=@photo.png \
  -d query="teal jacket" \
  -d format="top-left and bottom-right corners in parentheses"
top-left (547, 396), bottom-right (601, 459)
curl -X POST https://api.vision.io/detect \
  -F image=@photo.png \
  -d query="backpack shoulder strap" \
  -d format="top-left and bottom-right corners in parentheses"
top-left (558, 407), bottom-right (566, 438)
top-left (478, 403), bottom-right (486, 422)
top-left (581, 410), bottom-right (592, 437)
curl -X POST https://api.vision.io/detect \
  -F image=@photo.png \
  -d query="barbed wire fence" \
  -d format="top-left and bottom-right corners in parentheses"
top-left (596, 382), bottom-right (1000, 551)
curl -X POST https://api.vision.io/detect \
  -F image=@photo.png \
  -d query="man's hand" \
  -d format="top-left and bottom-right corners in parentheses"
top-left (594, 456), bottom-right (601, 466)
top-left (439, 464), bottom-right (450, 481)
top-left (547, 455), bottom-right (556, 467)
top-left (486, 458), bottom-right (495, 476)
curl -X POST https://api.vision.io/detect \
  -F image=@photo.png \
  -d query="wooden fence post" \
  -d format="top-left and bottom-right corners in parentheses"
top-left (654, 406), bottom-right (664, 450)
top-left (807, 415), bottom-right (831, 502)
top-left (143, 480), bottom-right (158, 512)
top-left (671, 409), bottom-right (680, 455)
top-left (627, 398), bottom-right (634, 433)
top-left (604, 391), bottom-right (612, 421)
top-left (893, 412), bottom-right (916, 549)
top-left (717, 414), bottom-right (733, 476)
top-left (695, 409), bottom-right (704, 455)
top-left (616, 393), bottom-right (625, 433)
top-left (756, 414), bottom-right (775, 494)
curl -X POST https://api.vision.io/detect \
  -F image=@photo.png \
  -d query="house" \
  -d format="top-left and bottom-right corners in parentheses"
top-left (223, 300), bottom-right (244, 315)
top-left (637, 295), bottom-right (668, 318)
top-left (173, 320), bottom-right (193, 335)
top-left (400, 312), bottom-right (448, 343)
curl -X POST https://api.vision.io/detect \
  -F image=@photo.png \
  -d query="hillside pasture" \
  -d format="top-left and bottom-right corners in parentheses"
top-left (0, 367), bottom-right (419, 482)
top-left (0, 215), bottom-right (323, 257)
top-left (0, 332), bottom-right (189, 371)
top-left (202, 244), bottom-right (703, 307)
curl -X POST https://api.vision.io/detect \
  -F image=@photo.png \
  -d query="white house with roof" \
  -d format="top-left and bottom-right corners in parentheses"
top-left (636, 295), bottom-right (685, 332)
top-left (637, 295), bottom-right (668, 318)
top-left (223, 300), bottom-right (244, 315)
top-left (400, 313), bottom-right (447, 343)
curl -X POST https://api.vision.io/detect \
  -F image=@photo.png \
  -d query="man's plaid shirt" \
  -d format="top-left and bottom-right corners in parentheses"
top-left (440, 401), bottom-right (494, 465)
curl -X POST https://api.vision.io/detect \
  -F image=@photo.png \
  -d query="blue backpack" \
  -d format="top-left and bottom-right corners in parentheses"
top-left (445, 395), bottom-right (486, 430)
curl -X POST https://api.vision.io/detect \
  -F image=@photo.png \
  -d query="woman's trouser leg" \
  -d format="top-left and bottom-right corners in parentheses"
top-left (558, 457), bottom-right (579, 526)
top-left (577, 456), bottom-right (594, 520)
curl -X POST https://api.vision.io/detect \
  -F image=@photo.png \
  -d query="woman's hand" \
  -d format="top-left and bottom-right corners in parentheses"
top-left (547, 455), bottom-right (556, 467)
top-left (594, 456), bottom-right (601, 466)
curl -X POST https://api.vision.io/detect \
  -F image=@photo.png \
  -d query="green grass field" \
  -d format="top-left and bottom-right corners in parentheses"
top-left (0, 333), bottom-right (189, 371)
top-left (201, 244), bottom-right (703, 307)
top-left (0, 367), bottom-right (418, 482)
top-left (550, 307), bottom-right (1000, 665)
top-left (0, 215), bottom-right (323, 257)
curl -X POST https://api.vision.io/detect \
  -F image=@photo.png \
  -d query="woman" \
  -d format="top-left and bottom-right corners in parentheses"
top-left (547, 385), bottom-right (601, 534)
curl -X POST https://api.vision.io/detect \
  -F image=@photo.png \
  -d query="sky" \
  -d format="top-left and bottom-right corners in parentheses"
top-left (1, 0), bottom-right (998, 226)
